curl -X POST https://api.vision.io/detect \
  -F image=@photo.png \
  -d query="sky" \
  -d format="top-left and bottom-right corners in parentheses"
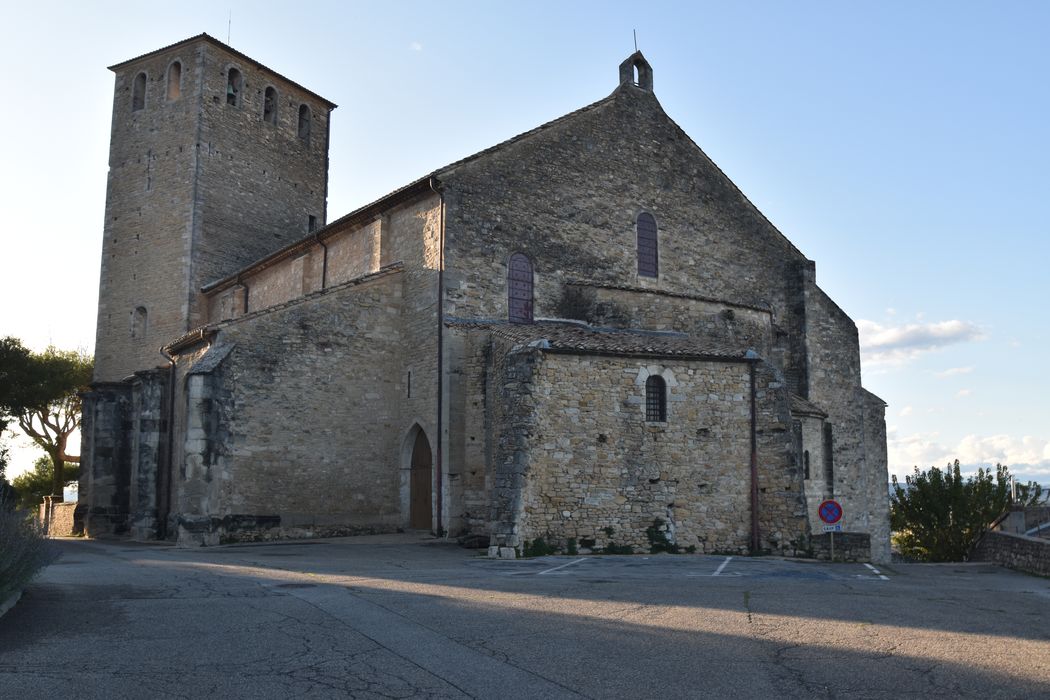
top-left (1, 1), bottom-right (1048, 483)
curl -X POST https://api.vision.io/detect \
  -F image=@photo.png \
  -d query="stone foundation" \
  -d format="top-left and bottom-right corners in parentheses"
top-left (810, 532), bottom-right (870, 562)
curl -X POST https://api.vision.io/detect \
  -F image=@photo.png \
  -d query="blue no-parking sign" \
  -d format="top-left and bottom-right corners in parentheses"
top-left (818, 499), bottom-right (843, 525)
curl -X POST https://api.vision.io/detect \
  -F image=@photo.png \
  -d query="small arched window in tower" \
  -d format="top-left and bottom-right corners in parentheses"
top-left (298, 104), bottom-right (311, 143)
top-left (637, 212), bottom-right (658, 277)
top-left (803, 450), bottom-right (811, 480)
top-left (263, 86), bottom-right (277, 124)
top-left (132, 72), bottom-right (147, 111)
top-left (130, 306), bottom-right (148, 339)
top-left (507, 253), bottom-right (534, 324)
top-left (166, 61), bottom-right (181, 101)
top-left (226, 67), bottom-right (242, 106)
top-left (645, 375), bottom-right (667, 422)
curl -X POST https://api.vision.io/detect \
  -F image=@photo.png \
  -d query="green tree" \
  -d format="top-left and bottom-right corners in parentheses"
top-left (11, 456), bottom-right (80, 510)
top-left (0, 337), bottom-right (93, 499)
top-left (0, 440), bottom-right (13, 508)
top-left (891, 460), bottom-right (1045, 562)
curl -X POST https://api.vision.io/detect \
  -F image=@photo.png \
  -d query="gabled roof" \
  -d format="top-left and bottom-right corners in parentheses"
top-left (448, 319), bottom-right (751, 361)
top-left (202, 89), bottom-right (621, 294)
top-left (202, 68), bottom-right (813, 293)
top-left (108, 33), bottom-right (337, 109)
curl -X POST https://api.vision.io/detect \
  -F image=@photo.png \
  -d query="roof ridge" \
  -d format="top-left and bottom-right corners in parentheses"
top-left (434, 90), bottom-right (619, 176)
top-left (108, 32), bottom-right (337, 109)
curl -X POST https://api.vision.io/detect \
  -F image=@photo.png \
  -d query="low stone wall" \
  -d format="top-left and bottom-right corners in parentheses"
top-left (810, 532), bottom-right (870, 562)
top-left (39, 497), bottom-right (78, 537)
top-left (972, 531), bottom-right (1050, 577)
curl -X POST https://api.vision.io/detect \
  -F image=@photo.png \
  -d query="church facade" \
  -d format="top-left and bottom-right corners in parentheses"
top-left (80, 34), bottom-right (890, 562)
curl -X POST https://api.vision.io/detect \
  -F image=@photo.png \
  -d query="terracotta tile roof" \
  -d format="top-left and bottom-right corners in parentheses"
top-left (448, 319), bottom-right (752, 361)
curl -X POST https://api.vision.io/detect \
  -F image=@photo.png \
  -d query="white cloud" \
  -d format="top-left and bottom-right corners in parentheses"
top-left (935, 366), bottom-right (974, 378)
top-left (409, 41), bottom-right (423, 52)
top-left (899, 405), bottom-right (913, 417)
top-left (955, 388), bottom-right (972, 398)
top-left (857, 319), bottom-right (985, 366)
top-left (888, 430), bottom-right (1050, 481)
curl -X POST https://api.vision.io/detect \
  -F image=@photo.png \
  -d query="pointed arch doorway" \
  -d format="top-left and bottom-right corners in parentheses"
top-left (409, 429), bottom-right (433, 530)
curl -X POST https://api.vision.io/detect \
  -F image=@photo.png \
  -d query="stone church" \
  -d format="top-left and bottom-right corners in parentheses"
top-left (80, 34), bottom-right (891, 562)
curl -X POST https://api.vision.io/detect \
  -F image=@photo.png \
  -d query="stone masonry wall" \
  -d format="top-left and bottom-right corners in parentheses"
top-left (80, 383), bottom-right (133, 537)
top-left (485, 341), bottom-right (539, 549)
top-left (804, 277), bottom-right (890, 562)
top-left (127, 369), bottom-right (169, 540)
top-left (190, 41), bottom-right (332, 329)
top-left (972, 531), bottom-right (1050, 577)
top-left (40, 498), bottom-right (78, 537)
top-left (508, 352), bottom-right (806, 554)
top-left (95, 44), bottom-right (200, 381)
top-left (559, 284), bottom-right (774, 357)
top-left (796, 414), bottom-right (831, 528)
top-left (170, 270), bottom-right (405, 545)
top-left (439, 82), bottom-right (811, 396)
top-left (95, 37), bottom-right (332, 382)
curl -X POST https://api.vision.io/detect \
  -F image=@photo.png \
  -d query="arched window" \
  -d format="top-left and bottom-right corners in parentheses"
top-left (263, 86), bottom-right (277, 124)
top-left (637, 212), bottom-right (658, 277)
top-left (226, 67), bottom-right (242, 106)
top-left (507, 253), bottom-right (534, 324)
top-left (645, 375), bottom-right (666, 422)
top-left (298, 104), bottom-right (311, 142)
top-left (166, 61), bottom-right (181, 101)
top-left (132, 72), bottom-right (147, 111)
top-left (130, 306), bottom-right (148, 339)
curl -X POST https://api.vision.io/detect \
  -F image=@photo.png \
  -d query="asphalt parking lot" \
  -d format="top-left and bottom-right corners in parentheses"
top-left (1, 535), bottom-right (1048, 699)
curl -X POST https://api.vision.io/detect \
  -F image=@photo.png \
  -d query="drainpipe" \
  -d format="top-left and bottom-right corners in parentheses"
top-left (158, 345), bottom-right (177, 540)
top-left (749, 360), bottom-right (760, 554)
top-left (429, 176), bottom-right (446, 537)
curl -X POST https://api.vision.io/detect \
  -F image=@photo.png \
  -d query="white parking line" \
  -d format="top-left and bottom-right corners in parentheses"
top-left (713, 556), bottom-right (733, 576)
top-left (864, 563), bottom-right (890, 581)
top-left (537, 558), bottom-right (587, 575)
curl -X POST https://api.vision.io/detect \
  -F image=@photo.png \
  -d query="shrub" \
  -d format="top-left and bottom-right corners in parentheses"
top-left (891, 460), bottom-right (1044, 562)
top-left (0, 490), bottom-right (55, 602)
top-left (646, 518), bottom-right (679, 554)
top-left (522, 537), bottom-right (559, 557)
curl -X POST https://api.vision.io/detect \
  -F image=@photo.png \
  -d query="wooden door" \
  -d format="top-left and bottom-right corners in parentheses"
top-left (410, 430), bottom-right (432, 530)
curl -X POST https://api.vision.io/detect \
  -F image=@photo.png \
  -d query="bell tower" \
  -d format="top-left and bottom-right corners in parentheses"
top-left (93, 34), bottom-right (336, 381)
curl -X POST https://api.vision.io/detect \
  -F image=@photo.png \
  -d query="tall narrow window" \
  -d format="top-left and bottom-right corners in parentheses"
top-left (803, 450), bottom-right (811, 480)
top-left (645, 375), bottom-right (667, 422)
top-left (263, 86), bottom-right (277, 124)
top-left (507, 253), bottom-right (534, 323)
top-left (637, 212), bottom-right (658, 277)
top-left (130, 306), bottom-right (148, 339)
top-left (166, 61), bottom-right (181, 101)
top-left (132, 72), bottom-right (147, 111)
top-left (298, 104), bottom-right (311, 142)
top-left (226, 68), bottom-right (242, 106)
